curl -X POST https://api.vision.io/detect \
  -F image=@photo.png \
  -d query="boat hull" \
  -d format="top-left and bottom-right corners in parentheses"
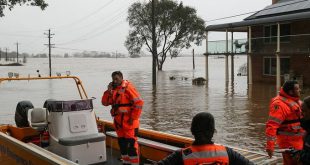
top-left (0, 120), bottom-right (283, 165)
top-left (0, 131), bottom-right (76, 165)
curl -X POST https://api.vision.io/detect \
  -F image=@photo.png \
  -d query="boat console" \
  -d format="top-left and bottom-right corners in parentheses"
top-left (27, 99), bottom-right (107, 165)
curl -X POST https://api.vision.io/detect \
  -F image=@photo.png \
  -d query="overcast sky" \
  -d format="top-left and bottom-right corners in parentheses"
top-left (0, 0), bottom-right (271, 55)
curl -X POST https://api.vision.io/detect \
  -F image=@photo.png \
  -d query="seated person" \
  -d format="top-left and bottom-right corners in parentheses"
top-left (298, 96), bottom-right (310, 164)
top-left (234, 40), bottom-right (241, 48)
top-left (157, 112), bottom-right (254, 165)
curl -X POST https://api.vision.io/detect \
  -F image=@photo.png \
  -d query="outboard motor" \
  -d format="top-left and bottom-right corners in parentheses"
top-left (46, 99), bottom-right (106, 165)
top-left (15, 101), bottom-right (34, 127)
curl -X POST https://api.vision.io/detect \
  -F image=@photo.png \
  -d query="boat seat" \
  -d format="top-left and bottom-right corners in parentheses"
top-left (106, 131), bottom-right (180, 152)
top-left (59, 133), bottom-right (106, 146)
top-left (28, 108), bottom-right (48, 131)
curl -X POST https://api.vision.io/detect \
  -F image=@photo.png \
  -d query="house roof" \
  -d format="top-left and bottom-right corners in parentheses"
top-left (206, 0), bottom-right (310, 32)
top-left (245, 0), bottom-right (310, 20)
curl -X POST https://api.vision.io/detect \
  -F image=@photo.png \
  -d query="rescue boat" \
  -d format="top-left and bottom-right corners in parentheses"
top-left (0, 75), bottom-right (282, 165)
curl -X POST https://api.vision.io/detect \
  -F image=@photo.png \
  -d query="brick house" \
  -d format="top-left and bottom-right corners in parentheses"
top-left (205, 0), bottom-right (310, 88)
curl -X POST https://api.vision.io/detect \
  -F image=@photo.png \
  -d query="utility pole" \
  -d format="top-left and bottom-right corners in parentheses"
top-left (5, 48), bottom-right (8, 61)
top-left (44, 29), bottom-right (55, 77)
top-left (15, 42), bottom-right (19, 63)
top-left (151, 0), bottom-right (157, 86)
top-left (192, 49), bottom-right (195, 70)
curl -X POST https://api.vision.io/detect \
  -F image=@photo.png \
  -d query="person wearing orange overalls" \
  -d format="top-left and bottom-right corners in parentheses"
top-left (297, 96), bottom-right (310, 164)
top-left (266, 80), bottom-right (305, 165)
top-left (157, 112), bottom-right (254, 165)
top-left (102, 71), bottom-right (143, 165)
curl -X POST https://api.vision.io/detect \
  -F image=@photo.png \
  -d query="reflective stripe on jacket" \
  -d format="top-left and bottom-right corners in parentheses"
top-left (182, 144), bottom-right (229, 165)
top-left (102, 80), bottom-right (144, 130)
top-left (266, 88), bottom-right (305, 150)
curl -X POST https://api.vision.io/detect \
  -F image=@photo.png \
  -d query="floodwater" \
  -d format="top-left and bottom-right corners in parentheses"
top-left (0, 56), bottom-right (309, 152)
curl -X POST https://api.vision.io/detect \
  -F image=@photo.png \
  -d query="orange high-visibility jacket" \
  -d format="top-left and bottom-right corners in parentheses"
top-left (102, 80), bottom-right (143, 130)
top-left (266, 88), bottom-right (305, 151)
top-left (182, 144), bottom-right (229, 165)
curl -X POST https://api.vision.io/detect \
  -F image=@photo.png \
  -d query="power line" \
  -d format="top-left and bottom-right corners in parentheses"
top-left (65, 19), bottom-right (125, 45)
top-left (205, 0), bottom-right (309, 22)
top-left (0, 33), bottom-right (42, 38)
top-left (22, 37), bottom-right (43, 48)
top-left (56, 11), bottom-right (127, 45)
top-left (54, 0), bottom-right (115, 30)
top-left (55, 6), bottom-right (127, 45)
top-left (206, 11), bottom-right (256, 23)
top-left (37, 47), bottom-right (48, 54)
top-left (0, 0), bottom-right (122, 35)
top-left (54, 20), bottom-right (124, 46)
top-left (55, 3), bottom-right (128, 34)
top-left (57, 0), bottom-right (307, 46)
top-left (0, 1), bottom-right (116, 34)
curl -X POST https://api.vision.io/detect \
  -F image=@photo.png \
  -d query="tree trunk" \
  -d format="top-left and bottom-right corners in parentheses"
top-left (158, 62), bottom-right (163, 70)
top-left (158, 55), bottom-right (165, 71)
top-left (151, 0), bottom-right (157, 85)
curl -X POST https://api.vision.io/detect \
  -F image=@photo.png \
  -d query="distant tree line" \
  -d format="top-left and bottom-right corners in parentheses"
top-left (0, 51), bottom-right (48, 59)
top-left (72, 51), bottom-right (126, 58)
top-left (0, 50), bottom-right (130, 59)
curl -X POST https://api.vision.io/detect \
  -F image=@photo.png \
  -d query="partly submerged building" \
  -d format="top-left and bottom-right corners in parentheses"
top-left (205, 0), bottom-right (310, 89)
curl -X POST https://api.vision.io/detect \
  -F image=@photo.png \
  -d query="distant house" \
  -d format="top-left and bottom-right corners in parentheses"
top-left (205, 0), bottom-right (310, 88)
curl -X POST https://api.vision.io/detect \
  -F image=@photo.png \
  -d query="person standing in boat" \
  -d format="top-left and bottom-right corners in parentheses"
top-left (157, 112), bottom-right (254, 165)
top-left (265, 80), bottom-right (305, 165)
top-left (102, 71), bottom-right (144, 165)
top-left (296, 96), bottom-right (310, 164)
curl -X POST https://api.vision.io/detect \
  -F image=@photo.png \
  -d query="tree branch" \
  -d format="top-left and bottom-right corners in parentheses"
top-left (161, 33), bottom-right (168, 56)
top-left (142, 34), bottom-right (152, 53)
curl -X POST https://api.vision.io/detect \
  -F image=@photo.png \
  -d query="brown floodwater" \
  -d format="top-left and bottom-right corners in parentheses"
top-left (0, 56), bottom-right (309, 152)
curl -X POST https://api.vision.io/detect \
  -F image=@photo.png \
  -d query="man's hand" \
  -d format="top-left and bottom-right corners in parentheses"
top-left (266, 149), bottom-right (273, 158)
top-left (108, 82), bottom-right (113, 93)
top-left (128, 118), bottom-right (133, 125)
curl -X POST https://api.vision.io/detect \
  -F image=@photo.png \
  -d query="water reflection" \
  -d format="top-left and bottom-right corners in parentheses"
top-left (145, 88), bottom-right (160, 131)
top-left (48, 79), bottom-right (54, 99)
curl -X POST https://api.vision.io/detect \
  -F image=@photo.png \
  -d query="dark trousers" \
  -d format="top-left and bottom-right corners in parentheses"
top-left (118, 138), bottom-right (138, 155)
top-left (118, 138), bottom-right (139, 164)
top-left (282, 152), bottom-right (301, 165)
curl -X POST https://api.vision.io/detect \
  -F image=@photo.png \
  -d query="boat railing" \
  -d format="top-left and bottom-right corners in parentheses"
top-left (100, 119), bottom-right (283, 164)
top-left (0, 75), bottom-right (88, 99)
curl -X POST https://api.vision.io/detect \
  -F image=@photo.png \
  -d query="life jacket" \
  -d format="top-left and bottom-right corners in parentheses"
top-left (266, 89), bottom-right (305, 150)
top-left (272, 95), bottom-right (304, 136)
top-left (182, 144), bottom-right (229, 165)
top-left (106, 80), bottom-right (143, 130)
top-left (102, 80), bottom-right (143, 130)
top-left (110, 80), bottom-right (132, 117)
top-left (29, 131), bottom-right (49, 148)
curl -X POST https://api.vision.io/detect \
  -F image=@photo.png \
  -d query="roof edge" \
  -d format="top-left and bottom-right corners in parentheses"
top-left (206, 11), bottom-right (310, 31)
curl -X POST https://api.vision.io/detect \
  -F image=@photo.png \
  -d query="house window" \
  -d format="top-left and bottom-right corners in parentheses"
top-left (263, 57), bottom-right (290, 75)
top-left (264, 24), bottom-right (290, 43)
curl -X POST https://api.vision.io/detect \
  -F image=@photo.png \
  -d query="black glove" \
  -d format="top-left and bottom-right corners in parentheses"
top-left (289, 149), bottom-right (301, 159)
